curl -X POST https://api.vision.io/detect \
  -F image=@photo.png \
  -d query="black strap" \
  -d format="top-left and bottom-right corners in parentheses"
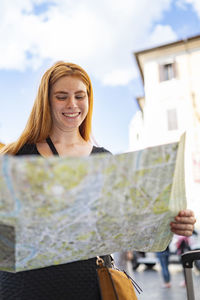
top-left (46, 137), bottom-right (59, 155)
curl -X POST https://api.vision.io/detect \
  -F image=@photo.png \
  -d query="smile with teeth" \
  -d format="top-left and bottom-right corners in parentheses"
top-left (62, 112), bottom-right (80, 118)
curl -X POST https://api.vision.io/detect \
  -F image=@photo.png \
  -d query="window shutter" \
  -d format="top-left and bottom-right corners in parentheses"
top-left (173, 61), bottom-right (178, 78)
top-left (158, 64), bottom-right (164, 82)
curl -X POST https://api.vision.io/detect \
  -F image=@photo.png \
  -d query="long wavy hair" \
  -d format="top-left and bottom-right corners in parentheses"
top-left (0, 61), bottom-right (93, 155)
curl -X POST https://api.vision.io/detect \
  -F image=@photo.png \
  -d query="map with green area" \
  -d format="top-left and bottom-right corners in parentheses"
top-left (0, 135), bottom-right (186, 272)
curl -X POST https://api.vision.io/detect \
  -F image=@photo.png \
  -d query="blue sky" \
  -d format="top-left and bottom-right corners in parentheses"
top-left (0, 0), bottom-right (200, 153)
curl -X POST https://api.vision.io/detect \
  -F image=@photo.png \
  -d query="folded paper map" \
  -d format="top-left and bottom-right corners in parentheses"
top-left (0, 134), bottom-right (186, 272)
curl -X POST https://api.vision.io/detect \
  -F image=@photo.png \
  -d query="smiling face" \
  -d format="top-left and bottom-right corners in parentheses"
top-left (49, 75), bottom-right (89, 134)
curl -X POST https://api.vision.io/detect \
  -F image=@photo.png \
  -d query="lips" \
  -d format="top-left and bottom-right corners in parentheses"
top-left (62, 112), bottom-right (80, 118)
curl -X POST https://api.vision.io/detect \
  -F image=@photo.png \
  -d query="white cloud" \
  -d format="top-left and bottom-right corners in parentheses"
top-left (177, 0), bottom-right (200, 17)
top-left (148, 24), bottom-right (178, 48)
top-left (175, 0), bottom-right (188, 9)
top-left (188, 0), bottom-right (200, 17)
top-left (0, 0), bottom-right (176, 85)
top-left (102, 69), bottom-right (136, 86)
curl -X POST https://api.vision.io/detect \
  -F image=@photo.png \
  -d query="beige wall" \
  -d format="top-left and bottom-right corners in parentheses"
top-left (130, 39), bottom-right (200, 149)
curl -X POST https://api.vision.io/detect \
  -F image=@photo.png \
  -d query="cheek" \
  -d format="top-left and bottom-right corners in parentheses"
top-left (51, 101), bottom-right (63, 112)
top-left (50, 104), bottom-right (57, 117)
top-left (85, 102), bottom-right (89, 114)
top-left (80, 100), bottom-right (89, 114)
top-left (85, 99), bottom-right (89, 113)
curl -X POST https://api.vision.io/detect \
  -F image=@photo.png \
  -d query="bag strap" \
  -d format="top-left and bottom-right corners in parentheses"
top-left (96, 256), bottom-right (142, 295)
top-left (46, 137), bottom-right (59, 155)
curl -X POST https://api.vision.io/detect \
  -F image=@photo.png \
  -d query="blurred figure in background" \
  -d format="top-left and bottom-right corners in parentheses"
top-left (156, 246), bottom-right (171, 288)
top-left (176, 235), bottom-right (191, 256)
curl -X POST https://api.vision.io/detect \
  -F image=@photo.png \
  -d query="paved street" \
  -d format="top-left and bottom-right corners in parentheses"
top-left (131, 264), bottom-right (199, 300)
top-left (113, 254), bottom-right (200, 300)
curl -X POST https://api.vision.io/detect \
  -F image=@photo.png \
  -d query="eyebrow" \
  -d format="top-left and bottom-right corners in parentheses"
top-left (54, 90), bottom-right (87, 94)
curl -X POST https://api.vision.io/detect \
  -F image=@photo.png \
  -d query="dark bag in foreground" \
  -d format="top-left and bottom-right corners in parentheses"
top-left (181, 250), bottom-right (200, 300)
top-left (96, 256), bottom-right (142, 300)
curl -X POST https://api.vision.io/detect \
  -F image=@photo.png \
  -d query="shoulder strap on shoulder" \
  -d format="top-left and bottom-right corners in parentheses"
top-left (46, 137), bottom-right (59, 155)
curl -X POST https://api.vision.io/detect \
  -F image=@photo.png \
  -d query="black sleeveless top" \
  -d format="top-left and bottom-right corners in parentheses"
top-left (0, 141), bottom-right (112, 300)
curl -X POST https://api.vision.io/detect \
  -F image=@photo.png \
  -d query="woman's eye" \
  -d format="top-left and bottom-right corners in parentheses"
top-left (56, 96), bottom-right (67, 100)
top-left (76, 96), bottom-right (84, 99)
top-left (55, 94), bottom-right (85, 100)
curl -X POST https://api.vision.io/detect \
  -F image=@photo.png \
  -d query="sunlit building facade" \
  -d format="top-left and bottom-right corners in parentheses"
top-left (130, 35), bottom-right (200, 226)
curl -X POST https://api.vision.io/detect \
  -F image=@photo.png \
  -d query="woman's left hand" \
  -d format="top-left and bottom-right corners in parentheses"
top-left (170, 209), bottom-right (196, 237)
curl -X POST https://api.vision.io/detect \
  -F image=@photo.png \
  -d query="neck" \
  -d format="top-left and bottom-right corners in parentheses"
top-left (49, 127), bottom-right (86, 146)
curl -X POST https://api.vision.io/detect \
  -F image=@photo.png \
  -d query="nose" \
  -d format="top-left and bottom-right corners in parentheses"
top-left (66, 95), bottom-right (77, 108)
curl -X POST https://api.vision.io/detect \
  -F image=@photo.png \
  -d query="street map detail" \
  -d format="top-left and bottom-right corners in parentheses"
top-left (0, 135), bottom-right (186, 272)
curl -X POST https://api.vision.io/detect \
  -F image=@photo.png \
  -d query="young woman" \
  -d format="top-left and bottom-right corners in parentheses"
top-left (0, 61), bottom-right (196, 299)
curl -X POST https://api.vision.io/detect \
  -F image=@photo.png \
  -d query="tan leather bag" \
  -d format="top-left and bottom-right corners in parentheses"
top-left (96, 256), bottom-right (141, 300)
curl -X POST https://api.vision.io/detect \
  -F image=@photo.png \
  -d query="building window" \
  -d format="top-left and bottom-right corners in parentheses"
top-left (159, 62), bottom-right (177, 82)
top-left (167, 109), bottom-right (178, 131)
